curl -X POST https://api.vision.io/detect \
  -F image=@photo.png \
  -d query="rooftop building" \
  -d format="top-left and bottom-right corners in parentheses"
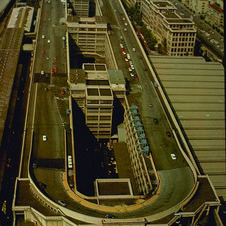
top-left (149, 55), bottom-right (225, 200)
top-left (71, 0), bottom-right (89, 17)
top-left (141, 0), bottom-right (196, 56)
top-left (67, 15), bottom-right (107, 56)
top-left (206, 3), bottom-right (224, 29)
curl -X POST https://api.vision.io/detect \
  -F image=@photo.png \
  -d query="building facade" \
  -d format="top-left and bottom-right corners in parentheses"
top-left (69, 64), bottom-right (126, 140)
top-left (141, 0), bottom-right (196, 56)
top-left (124, 104), bottom-right (153, 195)
top-left (195, 0), bottom-right (209, 14)
top-left (67, 16), bottom-right (107, 56)
top-left (206, 3), bottom-right (224, 29)
top-left (71, 0), bottom-right (89, 17)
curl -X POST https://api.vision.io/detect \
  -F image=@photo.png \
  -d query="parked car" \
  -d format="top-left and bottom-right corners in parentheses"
top-left (153, 118), bottom-right (158, 124)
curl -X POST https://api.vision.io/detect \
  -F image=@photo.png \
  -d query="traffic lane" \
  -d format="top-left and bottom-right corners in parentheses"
top-left (102, 0), bottom-right (136, 80)
top-left (33, 166), bottom-right (194, 219)
top-left (32, 83), bottom-right (65, 160)
top-left (34, 3), bottom-right (52, 74)
top-left (110, 0), bottom-right (189, 169)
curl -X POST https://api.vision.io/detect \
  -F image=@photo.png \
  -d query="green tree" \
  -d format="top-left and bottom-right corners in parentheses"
top-left (157, 44), bottom-right (163, 53)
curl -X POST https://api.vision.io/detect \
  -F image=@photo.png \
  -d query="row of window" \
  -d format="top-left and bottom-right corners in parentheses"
top-left (87, 109), bottom-right (112, 113)
top-left (91, 130), bottom-right (111, 135)
top-left (172, 37), bottom-right (195, 42)
top-left (171, 42), bottom-right (194, 47)
top-left (171, 47), bottom-right (193, 52)
top-left (87, 116), bottom-right (112, 121)
top-left (87, 100), bottom-right (112, 104)
top-left (172, 32), bottom-right (195, 36)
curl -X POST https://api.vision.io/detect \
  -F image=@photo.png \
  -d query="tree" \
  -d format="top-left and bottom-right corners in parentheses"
top-left (157, 44), bottom-right (163, 54)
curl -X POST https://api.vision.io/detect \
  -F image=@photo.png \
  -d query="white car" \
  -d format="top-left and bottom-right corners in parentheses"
top-left (171, 153), bottom-right (176, 160)
top-left (58, 200), bottom-right (67, 206)
top-left (41, 71), bottom-right (45, 75)
top-left (42, 135), bottom-right (47, 141)
top-left (42, 35), bottom-right (45, 39)
top-left (47, 39), bottom-right (51, 43)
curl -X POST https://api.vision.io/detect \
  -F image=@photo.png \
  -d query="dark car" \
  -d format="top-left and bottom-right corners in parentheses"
top-left (166, 131), bottom-right (172, 137)
top-left (105, 214), bottom-right (116, 219)
top-left (38, 182), bottom-right (47, 189)
top-left (153, 118), bottom-right (158, 124)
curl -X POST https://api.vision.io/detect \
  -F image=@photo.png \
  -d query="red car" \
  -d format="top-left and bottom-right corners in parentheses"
top-left (54, 56), bottom-right (58, 60)
top-left (61, 90), bottom-right (65, 94)
top-left (41, 50), bottom-right (45, 55)
top-left (51, 68), bottom-right (55, 74)
top-left (54, 66), bottom-right (58, 73)
top-left (166, 131), bottom-right (172, 137)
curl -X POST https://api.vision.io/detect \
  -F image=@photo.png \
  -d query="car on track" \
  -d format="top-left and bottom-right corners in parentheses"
top-left (58, 200), bottom-right (67, 207)
top-left (105, 214), bottom-right (116, 219)
top-left (166, 131), bottom-right (172, 137)
top-left (42, 135), bottom-right (47, 141)
top-left (171, 153), bottom-right (176, 160)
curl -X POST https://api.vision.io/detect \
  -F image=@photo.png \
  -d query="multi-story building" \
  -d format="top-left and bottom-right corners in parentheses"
top-left (206, 3), bottom-right (224, 30)
top-left (69, 64), bottom-right (126, 140)
top-left (71, 0), bottom-right (89, 17)
top-left (182, 0), bottom-right (210, 14)
top-left (141, 0), bottom-right (196, 56)
top-left (124, 0), bottom-right (142, 9)
top-left (195, 0), bottom-right (209, 14)
top-left (67, 16), bottom-right (107, 56)
top-left (124, 104), bottom-right (153, 195)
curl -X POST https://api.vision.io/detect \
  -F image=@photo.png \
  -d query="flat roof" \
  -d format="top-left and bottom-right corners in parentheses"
top-left (166, 18), bottom-right (194, 24)
top-left (83, 63), bottom-right (107, 71)
top-left (108, 69), bottom-right (125, 85)
top-left (150, 55), bottom-right (225, 200)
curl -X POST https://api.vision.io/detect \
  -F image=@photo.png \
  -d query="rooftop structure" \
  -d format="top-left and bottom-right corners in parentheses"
top-left (71, 0), bottom-right (89, 17)
top-left (206, 3), bottom-right (224, 29)
top-left (69, 63), bottom-right (127, 140)
top-left (149, 55), bottom-right (225, 200)
top-left (0, 6), bottom-right (32, 151)
top-left (67, 16), bottom-right (107, 56)
top-left (141, 0), bottom-right (196, 56)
